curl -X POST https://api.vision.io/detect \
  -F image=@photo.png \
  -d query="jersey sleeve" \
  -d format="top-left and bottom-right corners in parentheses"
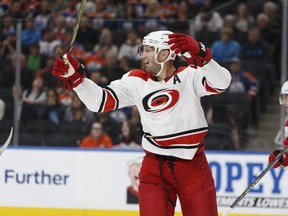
top-left (194, 59), bottom-right (231, 97)
top-left (73, 74), bottom-right (135, 113)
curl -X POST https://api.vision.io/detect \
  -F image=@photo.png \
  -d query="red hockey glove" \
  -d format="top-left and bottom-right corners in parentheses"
top-left (168, 33), bottom-right (211, 68)
top-left (52, 54), bottom-right (86, 91)
top-left (268, 149), bottom-right (288, 168)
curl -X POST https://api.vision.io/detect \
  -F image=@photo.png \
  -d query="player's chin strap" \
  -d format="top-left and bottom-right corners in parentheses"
top-left (154, 51), bottom-right (174, 77)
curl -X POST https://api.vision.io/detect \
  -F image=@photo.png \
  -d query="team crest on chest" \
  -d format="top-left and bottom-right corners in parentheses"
top-left (142, 89), bottom-right (179, 113)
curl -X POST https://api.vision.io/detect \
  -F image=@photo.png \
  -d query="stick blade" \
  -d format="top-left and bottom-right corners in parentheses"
top-left (222, 207), bottom-right (232, 216)
top-left (0, 127), bottom-right (13, 156)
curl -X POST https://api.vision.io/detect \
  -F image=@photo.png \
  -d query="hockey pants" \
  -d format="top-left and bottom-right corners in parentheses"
top-left (138, 151), bottom-right (218, 216)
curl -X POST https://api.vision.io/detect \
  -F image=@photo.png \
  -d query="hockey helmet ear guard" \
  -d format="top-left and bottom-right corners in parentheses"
top-left (279, 81), bottom-right (288, 105)
top-left (140, 30), bottom-right (176, 60)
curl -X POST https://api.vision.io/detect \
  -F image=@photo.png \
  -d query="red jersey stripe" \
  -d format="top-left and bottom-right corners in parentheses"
top-left (152, 130), bottom-right (207, 147)
top-left (102, 89), bottom-right (117, 112)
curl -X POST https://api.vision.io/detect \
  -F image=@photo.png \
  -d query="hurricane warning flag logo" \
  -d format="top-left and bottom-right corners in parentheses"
top-left (142, 89), bottom-right (179, 113)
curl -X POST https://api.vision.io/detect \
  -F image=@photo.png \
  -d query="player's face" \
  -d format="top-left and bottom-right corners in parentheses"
top-left (139, 45), bottom-right (161, 75)
top-left (281, 94), bottom-right (288, 113)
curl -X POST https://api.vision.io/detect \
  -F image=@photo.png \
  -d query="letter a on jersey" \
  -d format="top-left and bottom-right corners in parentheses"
top-left (173, 74), bottom-right (181, 84)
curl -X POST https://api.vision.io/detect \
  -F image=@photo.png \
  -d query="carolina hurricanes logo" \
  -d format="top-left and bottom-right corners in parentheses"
top-left (142, 89), bottom-right (179, 113)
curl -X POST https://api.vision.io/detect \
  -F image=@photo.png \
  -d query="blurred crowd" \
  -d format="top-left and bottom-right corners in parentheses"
top-left (0, 0), bottom-right (283, 150)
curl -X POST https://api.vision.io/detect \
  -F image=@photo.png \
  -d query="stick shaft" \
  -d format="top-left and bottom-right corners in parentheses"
top-left (222, 147), bottom-right (288, 215)
top-left (68, 0), bottom-right (87, 54)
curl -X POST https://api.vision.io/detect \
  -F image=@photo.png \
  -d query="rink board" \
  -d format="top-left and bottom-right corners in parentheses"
top-left (0, 148), bottom-right (288, 216)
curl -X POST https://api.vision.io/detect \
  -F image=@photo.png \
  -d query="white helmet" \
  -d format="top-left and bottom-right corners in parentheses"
top-left (141, 30), bottom-right (176, 61)
top-left (279, 81), bottom-right (288, 104)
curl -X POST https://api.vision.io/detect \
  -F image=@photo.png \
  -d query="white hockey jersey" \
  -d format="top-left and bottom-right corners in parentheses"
top-left (74, 60), bottom-right (231, 159)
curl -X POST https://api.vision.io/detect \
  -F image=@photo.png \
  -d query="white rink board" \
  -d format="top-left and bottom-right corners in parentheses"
top-left (0, 148), bottom-right (287, 215)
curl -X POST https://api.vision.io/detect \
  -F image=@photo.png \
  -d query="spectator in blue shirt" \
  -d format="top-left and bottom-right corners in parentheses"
top-left (21, 16), bottom-right (41, 54)
top-left (211, 27), bottom-right (241, 63)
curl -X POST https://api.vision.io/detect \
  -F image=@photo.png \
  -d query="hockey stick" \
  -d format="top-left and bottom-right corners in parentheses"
top-left (67, 0), bottom-right (87, 54)
top-left (0, 127), bottom-right (13, 156)
top-left (222, 147), bottom-right (288, 216)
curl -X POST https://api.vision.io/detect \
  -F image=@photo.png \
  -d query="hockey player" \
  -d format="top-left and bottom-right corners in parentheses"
top-left (268, 81), bottom-right (288, 168)
top-left (52, 31), bottom-right (231, 216)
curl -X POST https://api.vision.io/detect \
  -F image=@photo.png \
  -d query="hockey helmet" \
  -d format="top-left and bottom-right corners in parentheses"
top-left (279, 81), bottom-right (288, 104)
top-left (140, 30), bottom-right (176, 60)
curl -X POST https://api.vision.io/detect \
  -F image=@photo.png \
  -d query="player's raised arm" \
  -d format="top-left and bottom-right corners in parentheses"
top-left (168, 33), bottom-right (231, 92)
top-left (52, 54), bottom-right (103, 112)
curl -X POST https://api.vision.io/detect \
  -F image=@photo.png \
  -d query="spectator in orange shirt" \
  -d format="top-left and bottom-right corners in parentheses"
top-left (80, 121), bottom-right (113, 148)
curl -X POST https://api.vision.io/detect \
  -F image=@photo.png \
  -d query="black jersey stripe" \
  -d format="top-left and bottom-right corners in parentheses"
top-left (98, 89), bottom-right (106, 112)
top-left (144, 135), bottom-right (199, 149)
top-left (105, 86), bottom-right (119, 110)
top-left (144, 127), bottom-right (208, 140)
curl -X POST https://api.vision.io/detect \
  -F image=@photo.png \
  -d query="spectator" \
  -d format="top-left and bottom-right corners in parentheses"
top-left (255, 13), bottom-right (281, 79)
top-left (187, 0), bottom-right (207, 19)
top-left (33, 0), bottom-right (54, 31)
top-left (240, 27), bottom-right (275, 94)
top-left (240, 27), bottom-right (273, 62)
top-left (53, 15), bottom-right (68, 43)
top-left (168, 0), bottom-right (190, 34)
top-left (262, 1), bottom-right (281, 29)
top-left (0, 28), bottom-right (16, 60)
top-left (109, 108), bottom-right (128, 124)
top-left (88, 0), bottom-right (116, 30)
top-left (50, 0), bottom-right (69, 13)
top-left (194, 5), bottom-right (223, 47)
top-left (228, 58), bottom-right (258, 99)
top-left (119, 56), bottom-right (135, 72)
top-left (7, 1), bottom-right (27, 20)
top-left (223, 14), bottom-right (245, 43)
top-left (138, 0), bottom-right (167, 34)
top-left (234, 2), bottom-right (255, 33)
top-left (26, 43), bottom-right (46, 74)
top-left (0, 53), bottom-right (34, 89)
top-left (116, 2), bottom-right (140, 31)
top-left (21, 76), bottom-right (46, 121)
top-left (118, 30), bottom-right (141, 61)
top-left (80, 121), bottom-right (113, 148)
top-left (158, 0), bottom-right (177, 20)
top-left (37, 88), bottom-right (65, 124)
top-left (0, 1), bottom-right (10, 17)
top-left (96, 112), bottom-right (121, 144)
top-left (1, 15), bottom-right (16, 37)
top-left (228, 57), bottom-right (258, 128)
top-left (211, 27), bottom-right (241, 63)
top-left (99, 50), bottom-right (125, 83)
top-left (64, 93), bottom-right (95, 123)
top-left (59, 0), bottom-right (78, 28)
top-left (255, 13), bottom-right (278, 47)
top-left (113, 120), bottom-right (142, 149)
top-left (82, 44), bottom-right (108, 71)
top-left (58, 87), bottom-right (74, 107)
top-left (89, 70), bottom-right (108, 87)
top-left (39, 28), bottom-right (62, 57)
top-left (21, 16), bottom-right (42, 54)
top-left (93, 28), bottom-right (117, 56)
top-left (37, 57), bottom-right (61, 89)
top-left (194, 5), bottom-right (223, 33)
top-left (76, 15), bottom-right (99, 52)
